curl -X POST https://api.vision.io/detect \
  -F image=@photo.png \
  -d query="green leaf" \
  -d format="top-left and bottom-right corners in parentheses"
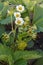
top-left (14, 59), bottom-right (27, 65)
top-left (33, 5), bottom-right (43, 32)
top-left (37, 26), bottom-right (43, 32)
top-left (0, 2), bottom-right (9, 18)
top-left (33, 5), bottom-right (43, 23)
top-left (23, 0), bottom-right (36, 11)
top-left (32, 0), bottom-right (43, 4)
top-left (0, 2), bottom-right (3, 10)
top-left (14, 50), bottom-right (43, 62)
top-left (23, 0), bottom-right (30, 5)
top-left (0, 16), bottom-right (14, 24)
top-left (1, 6), bottom-right (8, 18)
top-left (8, 0), bottom-right (23, 4)
top-left (0, 44), bottom-right (14, 65)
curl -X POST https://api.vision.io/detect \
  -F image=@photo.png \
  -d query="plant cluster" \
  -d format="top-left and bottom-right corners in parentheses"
top-left (0, 0), bottom-right (43, 65)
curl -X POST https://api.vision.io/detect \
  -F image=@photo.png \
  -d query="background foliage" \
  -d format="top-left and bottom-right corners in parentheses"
top-left (0, 0), bottom-right (43, 65)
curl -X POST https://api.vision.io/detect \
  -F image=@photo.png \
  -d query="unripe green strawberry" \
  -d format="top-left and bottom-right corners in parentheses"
top-left (1, 33), bottom-right (9, 43)
top-left (18, 41), bottom-right (27, 50)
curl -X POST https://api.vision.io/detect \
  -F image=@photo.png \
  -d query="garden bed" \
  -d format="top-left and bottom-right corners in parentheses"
top-left (0, 0), bottom-right (43, 65)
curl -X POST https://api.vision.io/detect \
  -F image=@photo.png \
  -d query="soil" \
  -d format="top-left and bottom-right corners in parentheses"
top-left (27, 32), bottom-right (43, 65)
top-left (33, 32), bottom-right (43, 50)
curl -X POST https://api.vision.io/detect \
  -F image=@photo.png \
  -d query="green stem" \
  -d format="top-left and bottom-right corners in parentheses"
top-left (8, 16), bottom-right (14, 36)
top-left (8, 31), bottom-right (13, 36)
top-left (11, 15), bottom-right (13, 31)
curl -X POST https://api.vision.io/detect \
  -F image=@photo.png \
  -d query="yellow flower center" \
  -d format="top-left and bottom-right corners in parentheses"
top-left (18, 6), bottom-right (22, 10)
top-left (16, 14), bottom-right (20, 17)
top-left (17, 20), bottom-right (21, 24)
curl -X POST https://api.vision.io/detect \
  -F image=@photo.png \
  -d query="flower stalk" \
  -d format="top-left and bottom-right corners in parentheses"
top-left (11, 15), bottom-right (13, 31)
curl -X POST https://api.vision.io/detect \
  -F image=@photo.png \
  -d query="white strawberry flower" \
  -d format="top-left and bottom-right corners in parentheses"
top-left (16, 5), bottom-right (25, 13)
top-left (15, 18), bottom-right (24, 25)
top-left (14, 12), bottom-right (21, 18)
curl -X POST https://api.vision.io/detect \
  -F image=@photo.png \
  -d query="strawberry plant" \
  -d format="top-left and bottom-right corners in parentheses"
top-left (0, 0), bottom-right (43, 65)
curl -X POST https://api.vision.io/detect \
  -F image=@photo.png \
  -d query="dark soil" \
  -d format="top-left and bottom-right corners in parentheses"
top-left (27, 32), bottom-right (43, 65)
top-left (33, 32), bottom-right (43, 50)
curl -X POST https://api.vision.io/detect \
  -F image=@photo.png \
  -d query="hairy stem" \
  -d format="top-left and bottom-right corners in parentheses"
top-left (11, 15), bottom-right (13, 31)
